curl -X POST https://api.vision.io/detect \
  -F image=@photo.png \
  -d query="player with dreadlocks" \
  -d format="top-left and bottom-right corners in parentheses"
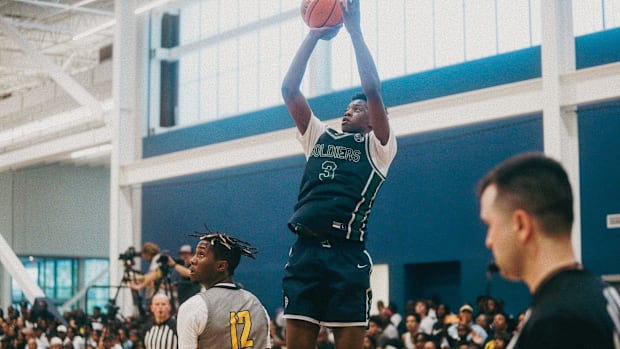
top-left (176, 229), bottom-right (271, 349)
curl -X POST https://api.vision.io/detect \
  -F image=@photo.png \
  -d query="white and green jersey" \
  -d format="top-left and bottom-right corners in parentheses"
top-left (289, 116), bottom-right (397, 242)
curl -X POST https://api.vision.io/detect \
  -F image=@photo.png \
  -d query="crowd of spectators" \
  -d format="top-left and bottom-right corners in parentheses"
top-left (0, 293), bottom-right (522, 349)
top-left (358, 296), bottom-right (522, 349)
top-left (263, 296), bottom-right (522, 349)
top-left (0, 299), bottom-right (150, 349)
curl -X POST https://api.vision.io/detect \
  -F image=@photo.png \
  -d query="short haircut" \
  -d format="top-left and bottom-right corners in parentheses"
top-left (351, 93), bottom-right (367, 102)
top-left (477, 152), bottom-right (574, 235)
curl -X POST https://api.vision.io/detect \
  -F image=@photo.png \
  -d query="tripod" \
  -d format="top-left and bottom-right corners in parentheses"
top-left (108, 259), bottom-right (147, 319)
top-left (152, 260), bottom-right (177, 314)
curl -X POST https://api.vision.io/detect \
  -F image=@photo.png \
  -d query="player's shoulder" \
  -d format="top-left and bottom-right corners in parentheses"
top-left (179, 292), bottom-right (207, 314)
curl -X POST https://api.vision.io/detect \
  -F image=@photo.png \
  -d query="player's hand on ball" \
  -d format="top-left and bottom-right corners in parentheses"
top-left (313, 24), bottom-right (342, 41)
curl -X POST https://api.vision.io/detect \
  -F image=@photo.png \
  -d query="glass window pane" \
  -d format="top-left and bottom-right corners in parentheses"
top-left (497, 1), bottom-right (532, 53)
top-left (238, 32), bottom-right (260, 114)
top-left (603, 0), bottom-right (620, 29)
top-left (217, 40), bottom-right (239, 118)
top-left (180, 2), bottom-right (201, 44)
top-left (377, 1), bottom-right (406, 79)
top-left (219, 0), bottom-right (240, 32)
top-left (434, 0), bottom-right (465, 67)
top-left (84, 259), bottom-right (109, 314)
top-left (178, 80), bottom-right (200, 126)
top-left (43, 260), bottom-right (55, 297)
top-left (465, 0), bottom-right (497, 60)
top-left (573, 0), bottom-right (604, 35)
top-left (55, 260), bottom-right (75, 300)
top-left (405, 0), bottom-right (435, 73)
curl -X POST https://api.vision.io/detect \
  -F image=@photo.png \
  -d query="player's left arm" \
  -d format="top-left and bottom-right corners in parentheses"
top-left (342, 0), bottom-right (390, 145)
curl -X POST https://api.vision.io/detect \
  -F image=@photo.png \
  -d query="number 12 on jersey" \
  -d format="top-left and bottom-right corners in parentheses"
top-left (229, 310), bottom-right (254, 349)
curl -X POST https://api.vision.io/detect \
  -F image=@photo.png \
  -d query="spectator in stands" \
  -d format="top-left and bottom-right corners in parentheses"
top-left (316, 326), bottom-right (334, 349)
top-left (387, 302), bottom-right (403, 335)
top-left (65, 327), bottom-right (83, 349)
top-left (401, 313), bottom-right (421, 349)
top-left (430, 303), bottom-right (453, 348)
top-left (99, 333), bottom-right (121, 349)
top-left (422, 340), bottom-right (437, 349)
top-left (367, 316), bottom-right (390, 349)
top-left (362, 335), bottom-right (377, 349)
top-left (414, 300), bottom-right (436, 335)
top-left (29, 301), bottom-right (53, 324)
top-left (447, 305), bottom-right (487, 346)
top-left (474, 313), bottom-right (490, 335)
top-left (475, 296), bottom-right (488, 318)
top-left (449, 323), bottom-right (474, 349)
top-left (269, 319), bottom-right (285, 349)
top-left (33, 324), bottom-right (49, 349)
top-left (116, 329), bottom-right (130, 349)
top-left (88, 308), bottom-right (104, 328)
top-left (484, 299), bottom-right (497, 318)
top-left (49, 338), bottom-right (62, 349)
top-left (483, 313), bottom-right (510, 348)
top-left (413, 332), bottom-right (430, 349)
top-left (54, 326), bottom-right (69, 348)
top-left (26, 338), bottom-right (37, 349)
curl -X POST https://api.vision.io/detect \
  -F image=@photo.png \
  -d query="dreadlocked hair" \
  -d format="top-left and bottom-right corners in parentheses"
top-left (190, 225), bottom-right (258, 275)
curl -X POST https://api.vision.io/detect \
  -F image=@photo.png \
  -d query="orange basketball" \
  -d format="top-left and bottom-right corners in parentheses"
top-left (301, 0), bottom-right (343, 28)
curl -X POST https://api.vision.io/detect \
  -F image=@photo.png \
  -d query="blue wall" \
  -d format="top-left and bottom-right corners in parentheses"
top-left (142, 28), bottom-right (620, 317)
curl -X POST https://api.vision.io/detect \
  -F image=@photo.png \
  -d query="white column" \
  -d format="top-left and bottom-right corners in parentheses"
top-left (110, 0), bottom-right (143, 317)
top-left (540, 0), bottom-right (581, 261)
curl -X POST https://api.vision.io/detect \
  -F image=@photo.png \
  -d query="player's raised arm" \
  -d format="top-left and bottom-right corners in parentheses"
top-left (281, 26), bottom-right (340, 135)
top-left (341, 0), bottom-right (390, 145)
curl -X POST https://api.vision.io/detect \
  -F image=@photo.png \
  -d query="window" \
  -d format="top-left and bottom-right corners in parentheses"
top-left (10, 256), bottom-right (109, 313)
top-left (147, 0), bottom-right (620, 134)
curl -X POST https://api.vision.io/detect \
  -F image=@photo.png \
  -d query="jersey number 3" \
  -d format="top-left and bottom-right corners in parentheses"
top-left (229, 310), bottom-right (254, 349)
top-left (319, 160), bottom-right (337, 181)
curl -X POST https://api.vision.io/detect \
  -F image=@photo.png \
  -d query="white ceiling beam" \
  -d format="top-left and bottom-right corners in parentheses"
top-left (0, 15), bottom-right (103, 117)
top-left (12, 0), bottom-right (114, 17)
top-left (0, 126), bottom-right (110, 172)
top-left (118, 61), bottom-right (620, 187)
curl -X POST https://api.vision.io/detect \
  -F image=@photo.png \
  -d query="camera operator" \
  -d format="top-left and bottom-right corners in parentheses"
top-left (129, 242), bottom-right (164, 304)
top-left (170, 245), bottom-right (201, 307)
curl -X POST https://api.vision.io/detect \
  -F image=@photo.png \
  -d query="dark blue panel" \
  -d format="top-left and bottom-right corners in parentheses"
top-left (578, 101), bottom-right (620, 276)
top-left (576, 28), bottom-right (620, 68)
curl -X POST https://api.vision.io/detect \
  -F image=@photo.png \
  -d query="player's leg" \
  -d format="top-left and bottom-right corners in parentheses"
top-left (285, 319), bottom-right (320, 349)
top-left (332, 326), bottom-right (367, 349)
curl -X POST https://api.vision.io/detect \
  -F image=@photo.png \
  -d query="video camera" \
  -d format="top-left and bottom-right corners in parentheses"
top-left (157, 252), bottom-right (172, 275)
top-left (118, 246), bottom-right (141, 261)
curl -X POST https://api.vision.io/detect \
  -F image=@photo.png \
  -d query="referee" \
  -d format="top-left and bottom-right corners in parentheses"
top-left (144, 293), bottom-right (178, 349)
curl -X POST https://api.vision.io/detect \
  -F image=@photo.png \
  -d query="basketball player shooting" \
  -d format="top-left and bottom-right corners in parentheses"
top-left (281, 1), bottom-right (397, 349)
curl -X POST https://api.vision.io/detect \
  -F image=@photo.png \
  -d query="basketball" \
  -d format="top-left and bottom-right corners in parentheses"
top-left (301, 0), bottom-right (343, 28)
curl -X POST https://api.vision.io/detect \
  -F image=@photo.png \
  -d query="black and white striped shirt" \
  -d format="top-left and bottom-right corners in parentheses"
top-left (144, 317), bottom-right (177, 349)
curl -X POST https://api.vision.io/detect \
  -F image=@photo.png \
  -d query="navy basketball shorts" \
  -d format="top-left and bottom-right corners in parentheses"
top-left (282, 236), bottom-right (373, 327)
